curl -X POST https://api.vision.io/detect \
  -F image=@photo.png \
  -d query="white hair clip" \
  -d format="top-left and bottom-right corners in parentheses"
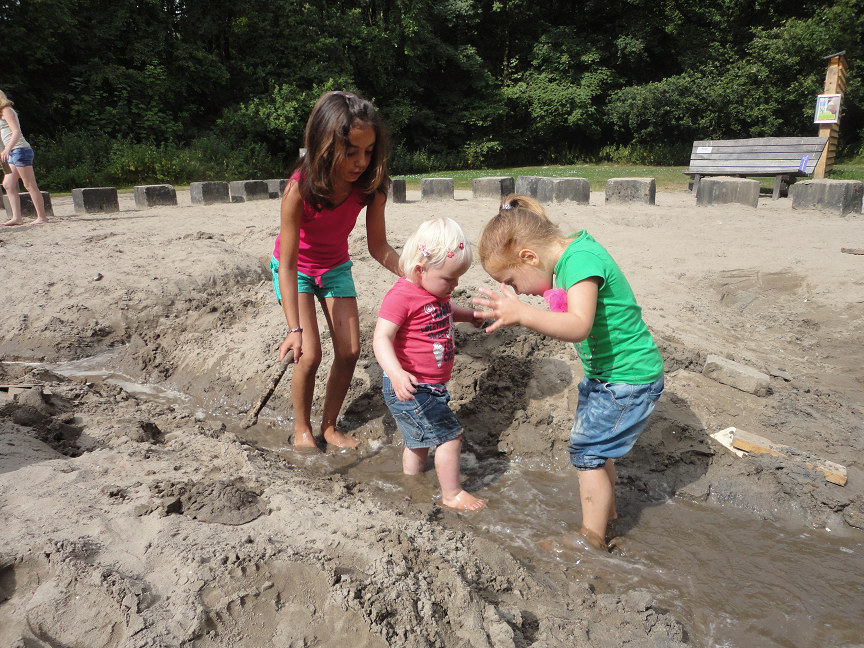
top-left (501, 203), bottom-right (513, 210)
top-left (418, 244), bottom-right (430, 257)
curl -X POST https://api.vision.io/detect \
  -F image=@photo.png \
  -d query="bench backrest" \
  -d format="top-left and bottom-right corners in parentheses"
top-left (688, 137), bottom-right (828, 176)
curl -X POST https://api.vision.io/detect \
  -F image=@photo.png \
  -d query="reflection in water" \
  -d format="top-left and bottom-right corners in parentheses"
top-left (33, 355), bottom-right (864, 648)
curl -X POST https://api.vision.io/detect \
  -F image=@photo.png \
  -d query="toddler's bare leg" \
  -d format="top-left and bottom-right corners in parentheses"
top-left (435, 436), bottom-right (485, 510)
top-left (577, 465), bottom-right (614, 549)
top-left (403, 447), bottom-right (428, 475)
top-left (605, 459), bottom-right (617, 520)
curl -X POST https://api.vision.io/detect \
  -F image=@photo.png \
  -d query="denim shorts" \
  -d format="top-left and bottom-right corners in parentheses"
top-left (568, 375), bottom-right (664, 470)
top-left (383, 376), bottom-right (462, 449)
top-left (271, 257), bottom-right (357, 302)
top-left (8, 147), bottom-right (34, 167)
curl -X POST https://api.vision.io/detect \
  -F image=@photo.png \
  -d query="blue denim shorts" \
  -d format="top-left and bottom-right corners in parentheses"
top-left (568, 375), bottom-right (664, 470)
top-left (271, 256), bottom-right (357, 302)
top-left (8, 147), bottom-right (34, 167)
top-left (383, 376), bottom-right (462, 449)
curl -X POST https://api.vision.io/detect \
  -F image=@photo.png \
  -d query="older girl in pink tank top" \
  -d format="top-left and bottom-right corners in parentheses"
top-left (274, 90), bottom-right (400, 449)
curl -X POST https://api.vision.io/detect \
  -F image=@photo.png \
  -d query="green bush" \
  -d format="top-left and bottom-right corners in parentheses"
top-left (390, 144), bottom-right (464, 175)
top-left (598, 142), bottom-right (691, 166)
top-left (30, 130), bottom-right (284, 191)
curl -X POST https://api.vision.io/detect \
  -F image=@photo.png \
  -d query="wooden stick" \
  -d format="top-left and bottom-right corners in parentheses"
top-left (241, 350), bottom-right (294, 429)
top-left (841, 248), bottom-right (864, 255)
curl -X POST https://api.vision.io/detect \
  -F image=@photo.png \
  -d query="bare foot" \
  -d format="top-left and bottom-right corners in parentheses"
top-left (442, 490), bottom-right (486, 511)
top-left (538, 531), bottom-right (610, 554)
top-left (3, 219), bottom-right (23, 226)
top-left (322, 427), bottom-right (357, 448)
top-left (293, 429), bottom-right (321, 449)
top-left (27, 219), bottom-right (48, 226)
top-left (537, 533), bottom-right (584, 555)
top-left (579, 526), bottom-right (610, 551)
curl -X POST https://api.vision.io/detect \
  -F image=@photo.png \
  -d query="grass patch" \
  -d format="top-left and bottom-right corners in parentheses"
top-left (399, 162), bottom-right (864, 193)
top-left (827, 163), bottom-right (864, 182)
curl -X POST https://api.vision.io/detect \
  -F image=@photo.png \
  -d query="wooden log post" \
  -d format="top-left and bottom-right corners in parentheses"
top-left (814, 52), bottom-right (847, 179)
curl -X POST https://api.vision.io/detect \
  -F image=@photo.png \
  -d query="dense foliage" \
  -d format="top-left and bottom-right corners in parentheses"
top-left (1, 0), bottom-right (861, 189)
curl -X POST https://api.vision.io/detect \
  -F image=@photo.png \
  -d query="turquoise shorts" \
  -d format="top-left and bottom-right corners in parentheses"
top-left (270, 257), bottom-right (357, 302)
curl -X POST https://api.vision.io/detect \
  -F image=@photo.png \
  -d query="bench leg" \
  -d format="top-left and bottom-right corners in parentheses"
top-left (772, 175), bottom-right (783, 200)
top-left (692, 174), bottom-right (701, 194)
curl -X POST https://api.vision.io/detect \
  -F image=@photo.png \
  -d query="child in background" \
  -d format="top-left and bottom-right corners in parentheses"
top-left (1, 89), bottom-right (49, 226)
top-left (473, 195), bottom-right (663, 548)
top-left (274, 90), bottom-right (401, 449)
top-left (373, 218), bottom-right (486, 510)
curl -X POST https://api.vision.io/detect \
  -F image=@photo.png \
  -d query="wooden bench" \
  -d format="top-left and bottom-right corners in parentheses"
top-left (686, 137), bottom-right (828, 199)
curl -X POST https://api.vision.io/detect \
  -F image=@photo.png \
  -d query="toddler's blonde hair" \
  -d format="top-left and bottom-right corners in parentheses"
top-left (400, 217), bottom-right (472, 276)
top-left (478, 194), bottom-right (564, 273)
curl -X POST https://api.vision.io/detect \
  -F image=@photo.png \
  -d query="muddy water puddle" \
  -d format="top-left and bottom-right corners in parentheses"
top-left (26, 356), bottom-right (864, 648)
top-left (300, 446), bottom-right (863, 648)
top-left (193, 416), bottom-right (864, 648)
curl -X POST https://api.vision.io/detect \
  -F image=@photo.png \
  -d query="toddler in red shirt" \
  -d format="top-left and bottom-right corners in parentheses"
top-left (373, 218), bottom-right (486, 510)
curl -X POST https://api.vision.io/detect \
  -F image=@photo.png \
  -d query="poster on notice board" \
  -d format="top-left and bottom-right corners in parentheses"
top-left (814, 94), bottom-right (841, 124)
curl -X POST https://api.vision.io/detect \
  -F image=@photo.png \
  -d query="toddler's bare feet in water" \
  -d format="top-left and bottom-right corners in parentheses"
top-left (538, 529), bottom-right (610, 554)
top-left (442, 490), bottom-right (486, 511)
top-left (322, 427), bottom-right (357, 448)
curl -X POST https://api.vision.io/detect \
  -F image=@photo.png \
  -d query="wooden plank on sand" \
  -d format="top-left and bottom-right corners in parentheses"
top-left (841, 248), bottom-right (864, 255)
top-left (731, 429), bottom-right (847, 486)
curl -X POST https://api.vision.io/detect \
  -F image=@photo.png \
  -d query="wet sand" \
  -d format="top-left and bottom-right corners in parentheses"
top-left (1, 187), bottom-right (862, 646)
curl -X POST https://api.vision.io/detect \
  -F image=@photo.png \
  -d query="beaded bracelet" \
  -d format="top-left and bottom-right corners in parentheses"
top-left (286, 327), bottom-right (303, 335)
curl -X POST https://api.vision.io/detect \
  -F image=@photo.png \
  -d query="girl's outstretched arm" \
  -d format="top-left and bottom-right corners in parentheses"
top-left (473, 279), bottom-right (599, 342)
top-left (365, 191), bottom-right (401, 276)
top-left (277, 182), bottom-right (304, 362)
top-left (372, 318), bottom-right (417, 401)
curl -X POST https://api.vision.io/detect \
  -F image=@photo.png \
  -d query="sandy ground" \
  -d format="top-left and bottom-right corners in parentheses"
top-left (1, 186), bottom-right (862, 647)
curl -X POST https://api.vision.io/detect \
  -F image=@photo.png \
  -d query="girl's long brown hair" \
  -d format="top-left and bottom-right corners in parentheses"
top-left (291, 90), bottom-right (390, 210)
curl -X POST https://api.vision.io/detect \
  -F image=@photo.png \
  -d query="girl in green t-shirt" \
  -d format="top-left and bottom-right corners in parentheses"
top-left (474, 194), bottom-right (664, 550)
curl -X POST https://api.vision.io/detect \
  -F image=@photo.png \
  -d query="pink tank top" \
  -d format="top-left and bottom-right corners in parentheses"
top-left (273, 171), bottom-right (366, 276)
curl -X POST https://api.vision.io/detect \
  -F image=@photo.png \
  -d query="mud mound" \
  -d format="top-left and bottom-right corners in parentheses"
top-left (1, 388), bottom-right (84, 457)
top-left (147, 479), bottom-right (269, 525)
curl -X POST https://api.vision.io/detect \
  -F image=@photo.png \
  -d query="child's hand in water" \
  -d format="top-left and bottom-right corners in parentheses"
top-left (390, 369), bottom-right (418, 401)
top-left (472, 283), bottom-right (530, 333)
